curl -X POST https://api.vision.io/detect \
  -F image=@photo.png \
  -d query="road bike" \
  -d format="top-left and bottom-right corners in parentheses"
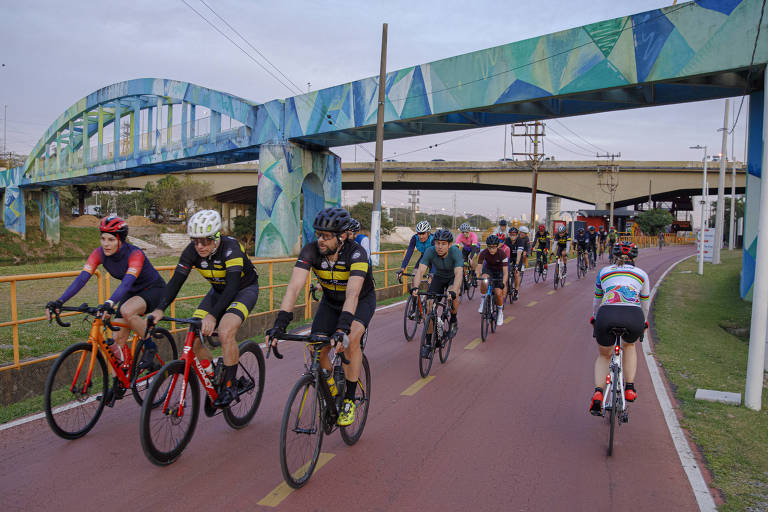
top-left (533, 249), bottom-right (548, 283)
top-left (44, 303), bottom-right (177, 440)
top-left (597, 327), bottom-right (631, 456)
top-left (480, 277), bottom-right (502, 341)
top-left (553, 257), bottom-right (566, 289)
top-left (588, 246), bottom-right (597, 270)
top-left (139, 316), bottom-right (265, 465)
top-left (506, 262), bottom-right (522, 304)
top-left (416, 290), bottom-right (456, 377)
top-left (459, 261), bottom-right (477, 302)
top-left (399, 272), bottom-right (430, 342)
top-left (598, 240), bottom-right (607, 261)
top-left (273, 332), bottom-right (370, 488)
top-left (576, 249), bottom-right (588, 279)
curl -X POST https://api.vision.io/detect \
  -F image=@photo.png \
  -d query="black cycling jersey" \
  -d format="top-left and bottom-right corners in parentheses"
top-left (534, 232), bottom-right (550, 248)
top-left (553, 232), bottom-right (570, 246)
top-left (296, 239), bottom-right (375, 304)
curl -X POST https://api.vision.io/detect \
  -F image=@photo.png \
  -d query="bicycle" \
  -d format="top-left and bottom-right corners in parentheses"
top-left (44, 303), bottom-right (177, 440)
top-left (506, 262), bottom-right (521, 304)
top-left (399, 272), bottom-right (430, 342)
top-left (597, 327), bottom-right (631, 456)
top-left (576, 249), bottom-right (588, 279)
top-left (480, 277), bottom-right (502, 341)
top-left (273, 331), bottom-right (370, 488)
top-left (139, 315), bottom-right (265, 465)
top-left (588, 247), bottom-right (597, 270)
top-left (553, 257), bottom-right (566, 289)
top-left (416, 290), bottom-right (456, 377)
top-left (459, 261), bottom-right (477, 302)
top-left (533, 249), bottom-right (548, 283)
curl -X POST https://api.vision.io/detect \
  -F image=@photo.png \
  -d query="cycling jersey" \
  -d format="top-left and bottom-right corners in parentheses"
top-left (574, 232), bottom-right (589, 248)
top-left (456, 231), bottom-right (478, 248)
top-left (401, 233), bottom-right (434, 269)
top-left (534, 231), bottom-right (550, 248)
top-left (296, 239), bottom-right (375, 305)
top-left (58, 243), bottom-right (163, 306)
top-left (159, 236), bottom-right (258, 319)
top-left (419, 245), bottom-right (463, 280)
top-left (593, 264), bottom-right (651, 317)
top-left (598, 231), bottom-right (608, 242)
top-left (477, 248), bottom-right (508, 273)
top-left (553, 232), bottom-right (570, 247)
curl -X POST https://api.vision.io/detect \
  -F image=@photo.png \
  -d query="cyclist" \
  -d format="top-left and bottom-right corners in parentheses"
top-left (477, 235), bottom-right (508, 325)
top-left (398, 220), bottom-right (434, 279)
top-left (658, 231), bottom-right (665, 251)
top-left (148, 209), bottom-right (259, 408)
top-left (46, 216), bottom-right (166, 375)
top-left (266, 207), bottom-right (375, 426)
top-left (588, 241), bottom-right (650, 415)
top-left (494, 219), bottom-right (509, 241)
top-left (410, 229), bottom-right (463, 357)
top-left (551, 225), bottom-right (571, 276)
top-left (456, 222), bottom-right (480, 273)
top-left (348, 218), bottom-right (371, 263)
top-left (597, 226), bottom-right (608, 259)
top-left (533, 224), bottom-right (550, 274)
top-left (587, 226), bottom-right (598, 266)
top-left (607, 227), bottom-right (618, 263)
top-left (505, 226), bottom-right (529, 301)
top-left (574, 228), bottom-right (590, 271)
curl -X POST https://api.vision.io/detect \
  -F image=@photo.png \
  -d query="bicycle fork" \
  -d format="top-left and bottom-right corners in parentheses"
top-left (602, 350), bottom-right (627, 420)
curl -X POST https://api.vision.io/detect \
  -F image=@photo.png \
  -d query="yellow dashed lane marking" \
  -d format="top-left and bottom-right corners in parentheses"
top-left (401, 376), bottom-right (436, 396)
top-left (464, 338), bottom-right (481, 350)
top-left (258, 452), bottom-right (335, 507)
top-left (547, 290), bottom-right (556, 295)
top-left (526, 301), bottom-right (538, 307)
top-left (503, 315), bottom-right (515, 324)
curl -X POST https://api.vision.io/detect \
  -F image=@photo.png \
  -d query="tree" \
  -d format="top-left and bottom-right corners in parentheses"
top-left (347, 202), bottom-right (395, 235)
top-left (233, 205), bottom-right (256, 250)
top-left (143, 175), bottom-right (212, 221)
top-left (708, 197), bottom-right (744, 242)
top-left (635, 208), bottom-right (674, 235)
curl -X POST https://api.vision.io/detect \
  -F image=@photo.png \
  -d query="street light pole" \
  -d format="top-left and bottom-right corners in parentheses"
top-left (714, 99), bottom-right (730, 264)
top-left (690, 145), bottom-right (708, 275)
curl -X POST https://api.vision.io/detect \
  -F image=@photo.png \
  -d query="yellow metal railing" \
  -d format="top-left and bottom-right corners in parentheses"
top-left (0, 249), bottom-right (407, 372)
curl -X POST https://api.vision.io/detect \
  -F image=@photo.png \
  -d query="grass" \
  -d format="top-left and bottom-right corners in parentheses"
top-left (0, 226), bottom-right (102, 265)
top-left (653, 250), bottom-right (768, 512)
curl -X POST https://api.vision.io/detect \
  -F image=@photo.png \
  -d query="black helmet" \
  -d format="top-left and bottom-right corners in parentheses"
top-left (612, 241), bottom-right (638, 260)
top-left (313, 207), bottom-right (351, 233)
top-left (578, 228), bottom-right (585, 234)
top-left (508, 226), bottom-right (518, 234)
top-left (348, 218), bottom-right (361, 232)
top-left (499, 219), bottom-right (508, 226)
top-left (433, 228), bottom-right (454, 242)
top-left (588, 225), bottom-right (595, 231)
top-left (486, 235), bottom-right (500, 246)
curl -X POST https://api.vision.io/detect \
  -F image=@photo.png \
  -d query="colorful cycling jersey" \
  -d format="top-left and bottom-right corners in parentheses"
top-left (159, 236), bottom-right (258, 318)
top-left (477, 248), bottom-right (508, 273)
top-left (401, 233), bottom-right (434, 269)
top-left (553, 232), bottom-right (570, 246)
top-left (58, 243), bottom-right (162, 305)
top-left (419, 245), bottom-right (463, 279)
top-left (534, 231), bottom-right (550, 248)
top-left (296, 239), bottom-right (375, 305)
top-left (593, 264), bottom-right (651, 317)
top-left (456, 231), bottom-right (478, 248)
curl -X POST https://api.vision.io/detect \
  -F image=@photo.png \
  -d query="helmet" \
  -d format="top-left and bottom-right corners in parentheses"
top-left (187, 209), bottom-right (222, 238)
top-left (613, 241), bottom-right (638, 260)
top-left (433, 228), bottom-right (454, 242)
top-left (578, 228), bottom-right (585, 234)
top-left (609, 226), bottom-right (615, 232)
top-left (415, 220), bottom-right (431, 234)
top-left (348, 218), bottom-right (361, 232)
top-left (99, 215), bottom-right (128, 241)
top-left (538, 225), bottom-right (545, 232)
top-left (598, 226), bottom-right (604, 231)
top-left (588, 225), bottom-right (595, 231)
top-left (519, 226), bottom-right (529, 234)
top-left (459, 222), bottom-right (470, 232)
top-left (558, 225), bottom-right (566, 233)
top-left (499, 219), bottom-right (508, 226)
top-left (508, 226), bottom-right (518, 234)
top-left (313, 207), bottom-right (351, 233)
top-left (486, 235), bottom-right (500, 246)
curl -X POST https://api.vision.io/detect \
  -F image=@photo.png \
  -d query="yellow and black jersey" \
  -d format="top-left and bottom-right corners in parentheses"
top-left (175, 236), bottom-right (257, 291)
top-left (534, 232), bottom-right (550, 248)
top-left (553, 232), bottom-right (570, 246)
top-left (296, 240), bottom-right (375, 304)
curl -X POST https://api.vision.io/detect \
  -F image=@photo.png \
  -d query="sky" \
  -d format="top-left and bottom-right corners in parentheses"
top-left (0, 0), bottom-right (752, 223)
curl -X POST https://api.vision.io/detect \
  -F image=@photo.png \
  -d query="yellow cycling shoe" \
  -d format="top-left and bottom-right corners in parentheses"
top-left (337, 399), bottom-right (356, 426)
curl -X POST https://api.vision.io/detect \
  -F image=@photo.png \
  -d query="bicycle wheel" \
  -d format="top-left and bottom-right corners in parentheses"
top-left (439, 317), bottom-right (454, 363)
top-left (480, 298), bottom-right (489, 342)
top-left (490, 304), bottom-right (497, 333)
top-left (44, 343), bottom-right (108, 440)
top-left (607, 376), bottom-right (617, 457)
top-left (131, 327), bottom-right (178, 406)
top-left (139, 360), bottom-right (200, 466)
top-left (554, 265), bottom-right (560, 289)
top-left (280, 374), bottom-right (324, 489)
top-left (340, 355), bottom-right (371, 446)
top-left (534, 261), bottom-right (541, 283)
top-left (466, 276), bottom-right (475, 300)
top-left (223, 340), bottom-right (266, 429)
top-left (419, 316), bottom-right (435, 378)
top-left (403, 295), bottom-right (419, 342)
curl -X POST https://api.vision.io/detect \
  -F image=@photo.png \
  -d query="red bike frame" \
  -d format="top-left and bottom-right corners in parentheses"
top-left (162, 329), bottom-right (218, 416)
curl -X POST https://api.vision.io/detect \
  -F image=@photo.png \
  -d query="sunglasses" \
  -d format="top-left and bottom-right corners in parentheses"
top-left (315, 232), bottom-right (337, 241)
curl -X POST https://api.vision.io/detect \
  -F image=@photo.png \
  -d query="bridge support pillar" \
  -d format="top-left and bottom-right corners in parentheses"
top-left (39, 189), bottom-right (60, 244)
top-left (255, 142), bottom-right (341, 258)
top-left (742, 90), bottom-right (765, 300)
top-left (3, 186), bottom-right (25, 238)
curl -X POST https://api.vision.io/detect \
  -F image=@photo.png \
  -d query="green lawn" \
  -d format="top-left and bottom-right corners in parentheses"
top-left (653, 250), bottom-right (768, 511)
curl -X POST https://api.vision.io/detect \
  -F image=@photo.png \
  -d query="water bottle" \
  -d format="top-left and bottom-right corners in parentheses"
top-left (323, 368), bottom-right (337, 396)
top-left (436, 317), bottom-right (444, 339)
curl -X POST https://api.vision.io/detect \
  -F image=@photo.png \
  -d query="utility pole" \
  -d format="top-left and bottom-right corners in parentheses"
top-left (408, 190), bottom-right (420, 225)
top-left (714, 99), bottom-right (730, 264)
top-left (452, 193), bottom-right (457, 230)
top-left (511, 121), bottom-right (545, 229)
top-left (690, 145), bottom-right (708, 275)
top-left (597, 153), bottom-right (621, 230)
top-left (370, 23), bottom-right (388, 267)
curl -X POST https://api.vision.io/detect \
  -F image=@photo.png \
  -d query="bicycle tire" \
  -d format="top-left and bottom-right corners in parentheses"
top-left (131, 327), bottom-right (178, 406)
top-left (403, 295), bottom-right (419, 342)
top-left (223, 340), bottom-right (266, 429)
top-left (554, 264), bottom-right (560, 290)
top-left (439, 317), bottom-right (454, 363)
top-left (466, 276), bottom-right (475, 300)
top-left (44, 342), bottom-right (108, 440)
top-left (280, 373), bottom-right (324, 488)
top-left (480, 297), bottom-right (490, 341)
top-left (340, 355), bottom-right (371, 446)
top-left (607, 375), bottom-right (617, 457)
top-left (534, 261), bottom-right (541, 283)
top-left (490, 304), bottom-right (497, 333)
top-left (139, 360), bottom-right (200, 466)
top-left (419, 316), bottom-right (436, 378)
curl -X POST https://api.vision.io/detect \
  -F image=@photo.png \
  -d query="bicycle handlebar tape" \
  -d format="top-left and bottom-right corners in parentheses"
top-left (336, 311), bottom-right (354, 335)
top-left (275, 310), bottom-right (294, 331)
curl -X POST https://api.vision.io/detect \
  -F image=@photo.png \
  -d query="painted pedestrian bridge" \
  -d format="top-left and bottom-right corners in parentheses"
top-left (1, 0), bottom-right (765, 289)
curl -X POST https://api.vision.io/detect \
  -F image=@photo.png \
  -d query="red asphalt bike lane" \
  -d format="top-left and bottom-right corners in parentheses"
top-left (0, 245), bottom-right (699, 511)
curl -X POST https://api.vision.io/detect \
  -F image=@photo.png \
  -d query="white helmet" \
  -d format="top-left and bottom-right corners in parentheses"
top-left (415, 220), bottom-right (431, 233)
top-left (519, 226), bottom-right (529, 234)
top-left (187, 209), bottom-right (222, 238)
top-left (558, 225), bottom-right (566, 233)
top-left (459, 222), bottom-right (470, 232)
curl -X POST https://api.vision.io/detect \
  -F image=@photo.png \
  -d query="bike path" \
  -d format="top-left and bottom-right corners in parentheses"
top-left (0, 246), bottom-right (700, 511)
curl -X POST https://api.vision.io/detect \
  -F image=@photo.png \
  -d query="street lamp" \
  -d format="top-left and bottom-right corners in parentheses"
top-left (690, 144), bottom-right (708, 275)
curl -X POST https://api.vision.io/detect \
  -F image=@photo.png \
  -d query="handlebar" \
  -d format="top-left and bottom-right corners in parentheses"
top-left (265, 332), bottom-right (350, 365)
top-left (144, 315), bottom-right (220, 347)
top-left (48, 303), bottom-right (118, 331)
top-left (309, 284), bottom-right (321, 302)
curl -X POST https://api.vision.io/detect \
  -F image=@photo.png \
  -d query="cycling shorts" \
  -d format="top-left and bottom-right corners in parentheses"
top-left (427, 273), bottom-right (456, 296)
top-left (310, 291), bottom-right (376, 335)
top-left (556, 245), bottom-right (568, 257)
top-left (593, 305), bottom-right (645, 347)
top-left (485, 270), bottom-right (505, 290)
top-left (193, 282), bottom-right (260, 322)
top-left (116, 277), bottom-right (166, 317)
top-left (462, 246), bottom-right (479, 259)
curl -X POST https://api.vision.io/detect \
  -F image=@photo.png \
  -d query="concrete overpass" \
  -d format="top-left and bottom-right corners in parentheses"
top-left (113, 159), bottom-right (746, 209)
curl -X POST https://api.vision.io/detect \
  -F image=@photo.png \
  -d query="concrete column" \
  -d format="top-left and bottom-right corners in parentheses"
top-left (147, 106), bottom-right (153, 151)
top-left (210, 111), bottom-right (221, 144)
top-left (3, 186), bottom-right (25, 238)
top-left (255, 141), bottom-right (341, 257)
top-left (154, 98), bottom-right (162, 153)
top-left (39, 189), bottom-right (60, 244)
top-left (190, 104), bottom-right (196, 138)
top-left (132, 102), bottom-right (140, 157)
top-left (181, 102), bottom-right (188, 146)
top-left (741, 90), bottom-right (764, 299)
top-left (166, 102), bottom-right (173, 146)
top-left (545, 196), bottom-right (560, 232)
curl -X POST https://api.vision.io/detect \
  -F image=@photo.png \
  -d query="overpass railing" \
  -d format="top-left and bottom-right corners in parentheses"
top-left (0, 249), bottom-right (408, 373)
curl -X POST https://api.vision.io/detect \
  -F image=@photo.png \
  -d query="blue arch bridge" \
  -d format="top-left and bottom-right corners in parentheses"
top-left (1, 0), bottom-right (767, 297)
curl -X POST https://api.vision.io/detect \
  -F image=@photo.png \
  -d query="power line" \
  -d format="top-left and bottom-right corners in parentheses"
top-left (551, 118), bottom-right (607, 153)
top-left (384, 126), bottom-right (497, 159)
top-left (545, 136), bottom-right (595, 158)
top-left (545, 124), bottom-right (597, 156)
top-left (729, 0), bottom-right (766, 134)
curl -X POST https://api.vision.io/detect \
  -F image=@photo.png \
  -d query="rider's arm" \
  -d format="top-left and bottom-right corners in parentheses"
top-left (105, 249), bottom-right (146, 306)
top-left (401, 235), bottom-right (417, 270)
top-left (58, 249), bottom-right (102, 303)
top-left (502, 256), bottom-right (509, 285)
top-left (155, 245), bottom-right (195, 312)
top-left (449, 247), bottom-right (463, 295)
top-left (338, 249), bottom-right (371, 322)
top-left (411, 262), bottom-right (427, 289)
top-left (278, 266), bottom-right (310, 312)
top-left (640, 271), bottom-right (651, 319)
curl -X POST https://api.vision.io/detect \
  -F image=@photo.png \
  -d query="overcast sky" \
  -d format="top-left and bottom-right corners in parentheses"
top-left (0, 0), bottom-right (750, 222)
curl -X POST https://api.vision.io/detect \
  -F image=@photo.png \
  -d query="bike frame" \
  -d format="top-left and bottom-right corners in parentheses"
top-left (77, 318), bottom-right (137, 392)
top-left (162, 328), bottom-right (218, 417)
top-left (602, 334), bottom-right (626, 414)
